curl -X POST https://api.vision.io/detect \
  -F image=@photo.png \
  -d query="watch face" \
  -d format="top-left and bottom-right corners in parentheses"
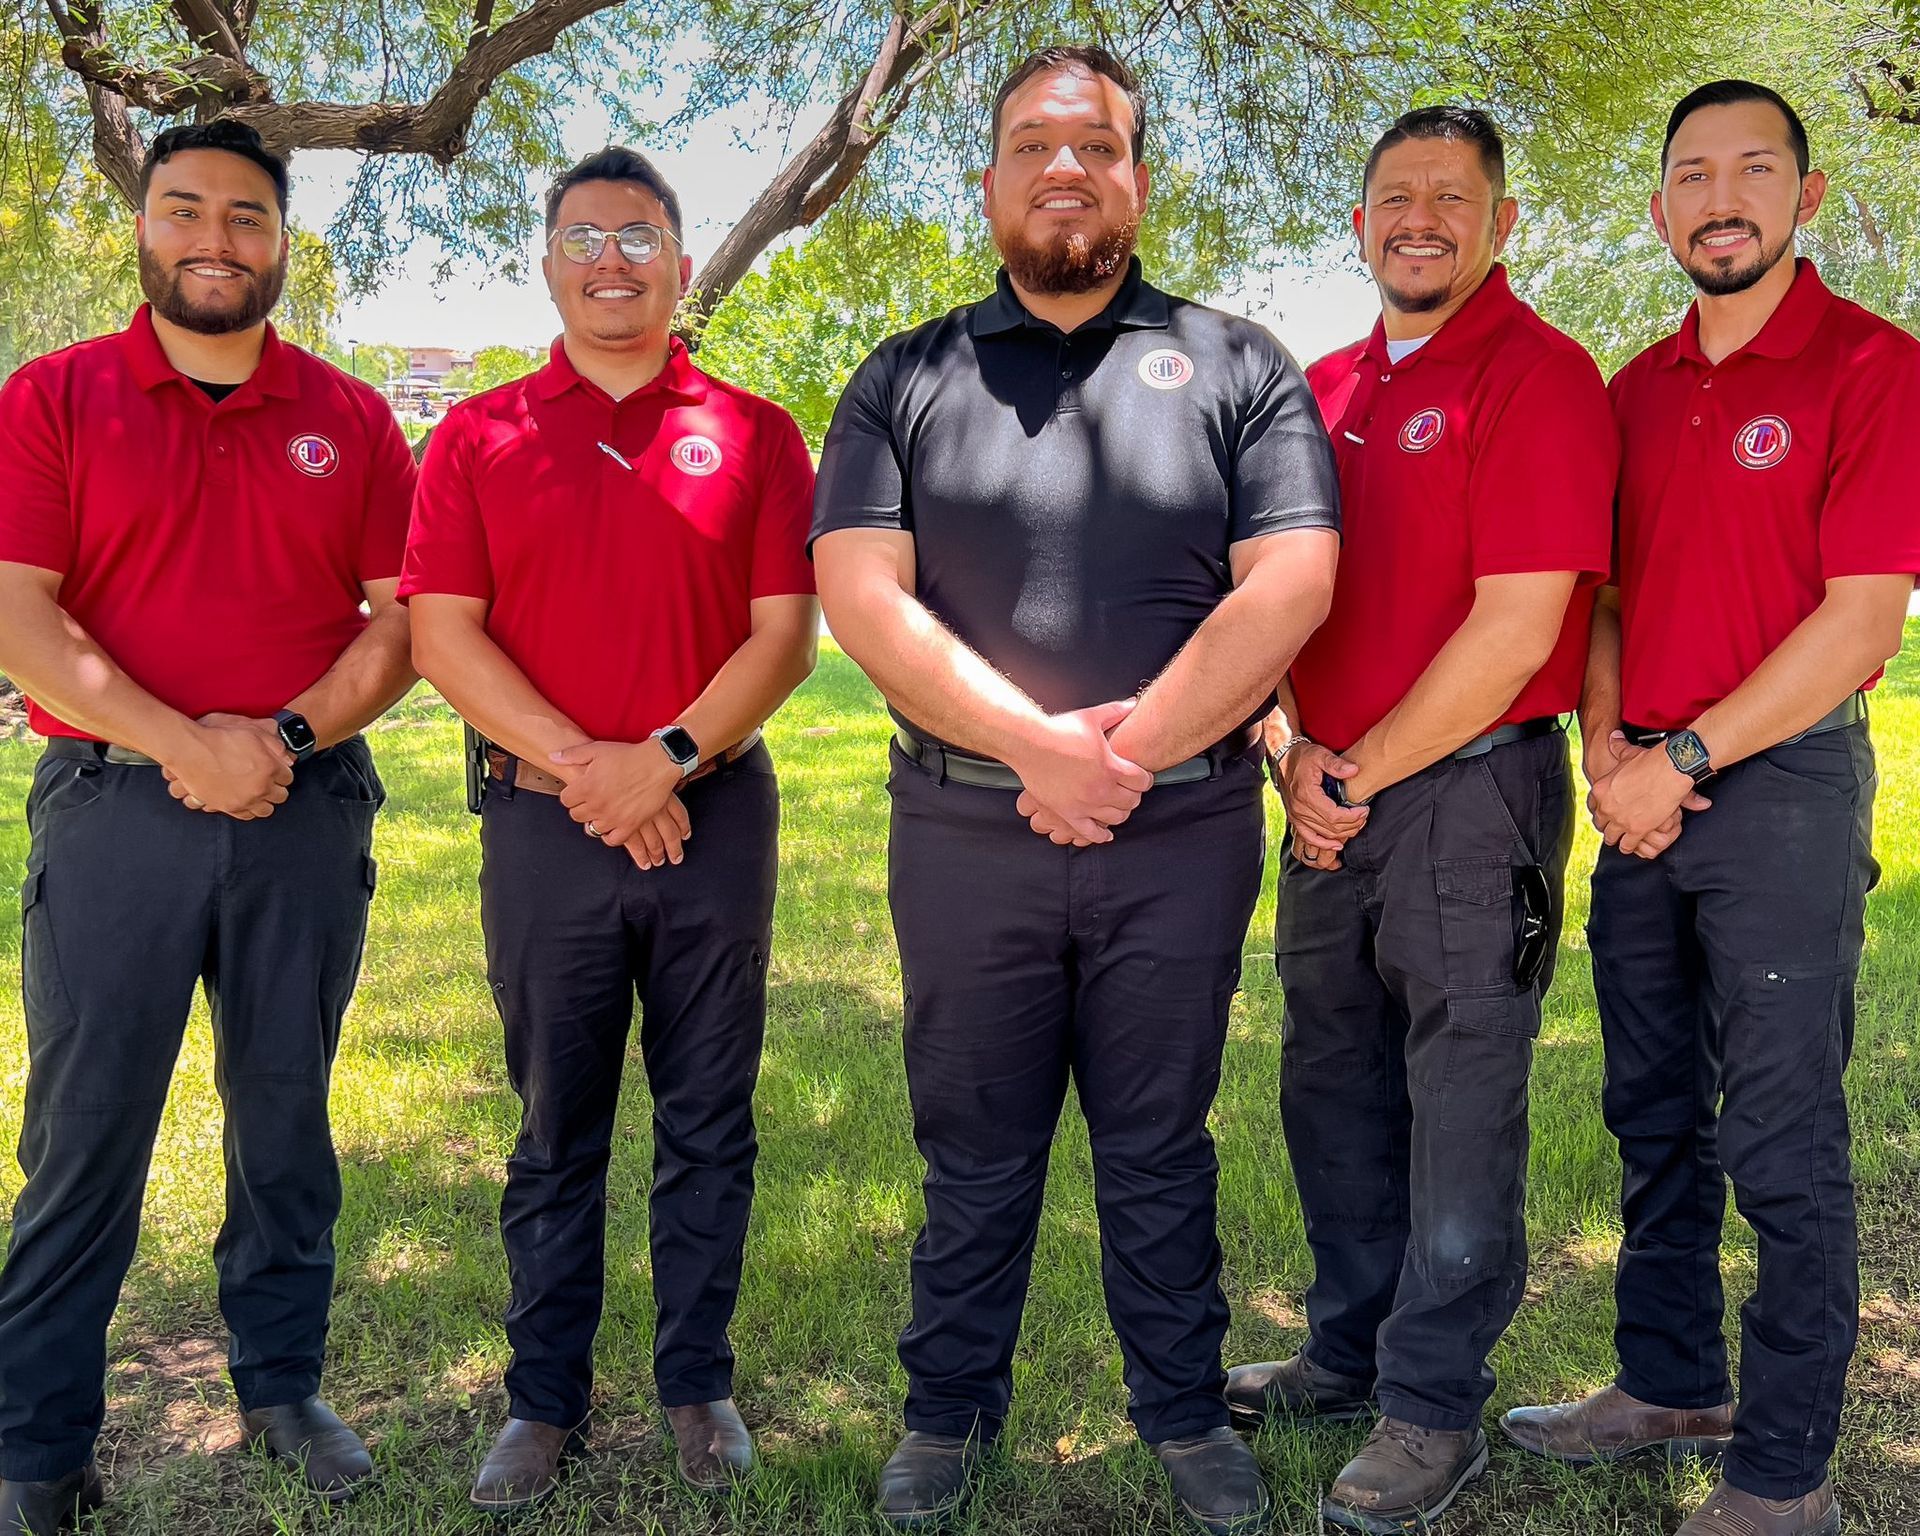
top-left (277, 713), bottom-right (318, 755)
top-left (658, 726), bottom-right (699, 765)
top-left (1667, 731), bottom-right (1710, 776)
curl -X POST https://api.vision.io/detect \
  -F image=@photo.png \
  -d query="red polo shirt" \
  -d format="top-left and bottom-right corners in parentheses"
top-left (1610, 259), bottom-right (1920, 730)
top-left (400, 338), bottom-right (816, 744)
top-left (1288, 266), bottom-right (1616, 750)
top-left (0, 307), bottom-right (416, 740)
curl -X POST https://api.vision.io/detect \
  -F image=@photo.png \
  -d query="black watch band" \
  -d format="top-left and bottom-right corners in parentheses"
top-left (274, 709), bottom-right (318, 762)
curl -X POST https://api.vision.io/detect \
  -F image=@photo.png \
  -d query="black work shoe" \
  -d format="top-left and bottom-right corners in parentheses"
top-left (0, 1463), bottom-right (103, 1536)
top-left (1225, 1352), bottom-right (1374, 1429)
top-left (1151, 1426), bottom-right (1273, 1535)
top-left (239, 1396), bottom-right (374, 1502)
top-left (1322, 1418), bottom-right (1488, 1533)
top-left (876, 1430), bottom-right (988, 1529)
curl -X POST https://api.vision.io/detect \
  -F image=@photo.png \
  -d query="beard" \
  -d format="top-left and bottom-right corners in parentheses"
top-left (995, 213), bottom-right (1140, 296)
top-left (1376, 234), bottom-right (1462, 315)
top-left (1678, 219), bottom-right (1794, 297)
top-left (139, 246), bottom-right (285, 334)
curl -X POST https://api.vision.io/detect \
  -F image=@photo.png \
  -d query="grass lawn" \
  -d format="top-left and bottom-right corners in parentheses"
top-left (2, 633), bottom-right (1919, 1535)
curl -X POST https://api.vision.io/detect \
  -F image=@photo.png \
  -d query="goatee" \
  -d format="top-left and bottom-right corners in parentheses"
top-left (999, 218), bottom-right (1140, 296)
top-left (1680, 220), bottom-right (1793, 298)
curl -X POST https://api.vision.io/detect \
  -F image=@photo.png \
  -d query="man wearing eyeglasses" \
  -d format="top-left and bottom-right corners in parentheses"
top-left (1226, 108), bottom-right (1615, 1532)
top-left (404, 146), bottom-right (819, 1512)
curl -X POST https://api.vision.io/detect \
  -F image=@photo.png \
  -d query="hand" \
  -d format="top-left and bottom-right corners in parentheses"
top-left (1581, 725), bottom-right (1631, 790)
top-left (163, 718), bottom-right (293, 818)
top-left (1275, 741), bottom-right (1368, 872)
top-left (1587, 738), bottom-right (1712, 857)
top-left (1004, 699), bottom-right (1154, 845)
top-left (1015, 789), bottom-right (1092, 847)
top-left (621, 795), bottom-right (693, 871)
top-left (551, 739), bottom-right (684, 849)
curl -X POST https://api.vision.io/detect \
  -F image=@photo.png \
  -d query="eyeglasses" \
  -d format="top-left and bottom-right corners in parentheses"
top-left (548, 221), bottom-right (679, 266)
top-left (1512, 862), bottom-right (1553, 989)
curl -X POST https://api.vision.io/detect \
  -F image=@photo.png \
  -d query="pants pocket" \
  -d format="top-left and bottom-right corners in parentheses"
top-left (1434, 856), bottom-right (1518, 993)
top-left (20, 865), bottom-right (80, 1049)
top-left (1438, 993), bottom-right (1539, 1133)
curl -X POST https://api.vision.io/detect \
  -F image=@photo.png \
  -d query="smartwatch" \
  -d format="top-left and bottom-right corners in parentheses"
top-left (1664, 728), bottom-right (1714, 785)
top-left (274, 709), bottom-right (318, 762)
top-left (651, 724), bottom-right (702, 779)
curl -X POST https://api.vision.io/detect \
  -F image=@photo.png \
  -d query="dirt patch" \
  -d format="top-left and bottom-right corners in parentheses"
top-left (0, 679), bottom-right (25, 740)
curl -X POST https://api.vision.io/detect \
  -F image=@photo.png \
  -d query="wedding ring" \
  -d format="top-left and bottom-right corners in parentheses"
top-left (585, 821), bottom-right (602, 839)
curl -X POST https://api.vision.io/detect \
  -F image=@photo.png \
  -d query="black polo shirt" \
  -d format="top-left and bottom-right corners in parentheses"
top-left (810, 259), bottom-right (1339, 740)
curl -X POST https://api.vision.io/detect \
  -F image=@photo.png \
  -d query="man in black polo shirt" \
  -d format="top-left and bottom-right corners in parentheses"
top-left (812, 46), bottom-right (1340, 1535)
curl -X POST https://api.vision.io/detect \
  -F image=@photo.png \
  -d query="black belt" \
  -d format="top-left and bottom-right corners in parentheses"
top-left (1621, 692), bottom-right (1866, 750)
top-left (43, 738), bottom-right (162, 766)
top-left (893, 725), bottom-right (1259, 791)
top-left (1450, 716), bottom-right (1564, 760)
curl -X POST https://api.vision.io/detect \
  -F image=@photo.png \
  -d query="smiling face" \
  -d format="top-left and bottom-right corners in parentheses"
top-left (136, 149), bottom-right (288, 335)
top-left (1355, 135), bottom-right (1516, 320)
top-left (982, 66), bottom-right (1148, 296)
top-left (1653, 99), bottom-right (1824, 297)
top-left (541, 178), bottom-right (692, 351)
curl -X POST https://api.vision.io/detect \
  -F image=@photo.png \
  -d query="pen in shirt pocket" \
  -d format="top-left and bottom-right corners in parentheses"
top-left (597, 441), bottom-right (634, 471)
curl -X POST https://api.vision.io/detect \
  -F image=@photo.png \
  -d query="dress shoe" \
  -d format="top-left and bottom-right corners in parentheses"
top-left (239, 1396), bottom-right (373, 1501)
top-left (0, 1463), bottom-right (103, 1536)
top-left (1500, 1382), bottom-right (1733, 1465)
top-left (1151, 1425), bottom-right (1272, 1535)
top-left (1225, 1352), bottom-right (1373, 1429)
top-left (469, 1417), bottom-right (586, 1515)
top-left (1677, 1478), bottom-right (1841, 1536)
top-left (876, 1429), bottom-right (988, 1528)
top-left (1321, 1417), bottom-right (1487, 1533)
top-left (665, 1398), bottom-right (755, 1490)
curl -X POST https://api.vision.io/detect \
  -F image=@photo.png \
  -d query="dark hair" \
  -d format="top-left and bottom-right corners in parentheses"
top-left (1662, 80), bottom-right (1810, 176)
top-left (990, 46), bottom-right (1147, 161)
top-left (139, 120), bottom-right (289, 215)
top-left (544, 146), bottom-right (683, 237)
top-left (1362, 106), bottom-right (1506, 198)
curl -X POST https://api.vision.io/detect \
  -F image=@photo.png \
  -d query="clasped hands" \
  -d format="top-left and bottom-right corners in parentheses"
top-left (1584, 730), bottom-right (1712, 859)
top-left (550, 738), bottom-right (691, 870)
top-left (1272, 741), bottom-right (1369, 871)
top-left (162, 712), bottom-right (294, 818)
top-left (1010, 698), bottom-right (1154, 846)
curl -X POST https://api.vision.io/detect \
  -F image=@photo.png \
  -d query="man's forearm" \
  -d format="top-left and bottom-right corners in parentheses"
top-left (677, 608), bottom-right (820, 759)
top-left (0, 577), bottom-right (196, 760)
top-left (283, 603), bottom-right (418, 748)
top-left (1691, 579), bottom-right (1910, 768)
top-left (1579, 587), bottom-right (1624, 743)
top-left (412, 610), bottom-right (587, 767)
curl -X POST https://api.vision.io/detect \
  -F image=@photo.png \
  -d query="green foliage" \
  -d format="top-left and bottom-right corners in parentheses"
top-left (465, 343), bottom-right (543, 393)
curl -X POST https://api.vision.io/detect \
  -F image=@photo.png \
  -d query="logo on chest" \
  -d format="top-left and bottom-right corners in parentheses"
top-left (1733, 415), bottom-right (1791, 470)
top-left (287, 433), bottom-right (339, 478)
top-left (1137, 349), bottom-right (1194, 390)
top-left (669, 435), bottom-right (723, 476)
top-left (1397, 408), bottom-right (1446, 453)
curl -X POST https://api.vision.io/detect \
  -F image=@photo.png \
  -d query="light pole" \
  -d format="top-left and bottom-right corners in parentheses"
top-left (348, 337), bottom-right (361, 381)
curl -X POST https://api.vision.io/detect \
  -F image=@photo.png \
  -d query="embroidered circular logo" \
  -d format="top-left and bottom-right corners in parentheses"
top-left (287, 434), bottom-right (339, 478)
top-left (1398, 408), bottom-right (1446, 453)
top-left (1733, 414), bottom-right (1791, 470)
top-left (670, 435), bottom-right (722, 476)
top-left (1137, 349), bottom-right (1194, 390)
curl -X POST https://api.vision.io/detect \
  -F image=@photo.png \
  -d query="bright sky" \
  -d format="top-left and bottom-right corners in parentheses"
top-left (290, 95), bottom-right (1383, 365)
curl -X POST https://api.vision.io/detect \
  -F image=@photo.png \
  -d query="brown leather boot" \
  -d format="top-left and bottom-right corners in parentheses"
top-left (1224, 1352), bottom-right (1373, 1429)
top-left (1500, 1383), bottom-right (1733, 1465)
top-left (1321, 1418), bottom-right (1487, 1534)
top-left (1677, 1478), bottom-right (1840, 1535)
top-left (665, 1399), bottom-right (755, 1490)
top-left (468, 1417), bottom-right (586, 1514)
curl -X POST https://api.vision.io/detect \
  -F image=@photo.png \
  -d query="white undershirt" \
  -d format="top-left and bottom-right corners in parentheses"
top-left (1385, 335), bottom-right (1433, 364)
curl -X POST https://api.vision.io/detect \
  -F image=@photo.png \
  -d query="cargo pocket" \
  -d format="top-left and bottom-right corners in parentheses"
top-left (1438, 991), bottom-right (1539, 1133)
top-left (20, 865), bottom-right (80, 1047)
top-left (1434, 856), bottom-right (1519, 994)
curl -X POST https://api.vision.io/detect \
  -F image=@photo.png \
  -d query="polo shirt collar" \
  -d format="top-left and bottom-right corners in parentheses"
top-left (969, 257), bottom-right (1171, 337)
top-left (1361, 263), bottom-right (1522, 369)
top-left (121, 304), bottom-right (301, 400)
top-left (1663, 257), bottom-right (1833, 369)
top-left (530, 334), bottom-right (709, 404)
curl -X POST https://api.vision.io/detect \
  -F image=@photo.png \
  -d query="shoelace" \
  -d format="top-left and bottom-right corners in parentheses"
top-left (1371, 1418), bottom-right (1436, 1467)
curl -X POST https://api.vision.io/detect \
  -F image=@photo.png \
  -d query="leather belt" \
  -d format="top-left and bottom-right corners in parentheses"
top-left (1451, 716), bottom-right (1565, 760)
top-left (486, 729), bottom-right (762, 797)
top-left (892, 724), bottom-right (1261, 791)
top-left (1621, 692), bottom-right (1865, 750)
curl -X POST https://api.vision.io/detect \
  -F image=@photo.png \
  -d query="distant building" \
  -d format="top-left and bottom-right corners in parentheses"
top-left (406, 346), bottom-right (474, 384)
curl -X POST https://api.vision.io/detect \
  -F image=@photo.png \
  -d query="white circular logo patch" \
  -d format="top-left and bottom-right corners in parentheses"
top-left (1398, 408), bottom-right (1446, 453)
top-left (1137, 349), bottom-right (1194, 390)
top-left (287, 433), bottom-right (339, 478)
top-left (670, 435), bottom-right (722, 476)
top-left (1733, 415), bottom-right (1791, 470)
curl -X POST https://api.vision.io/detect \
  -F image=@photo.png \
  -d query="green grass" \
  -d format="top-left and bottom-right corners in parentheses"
top-left (2, 632), bottom-right (1919, 1534)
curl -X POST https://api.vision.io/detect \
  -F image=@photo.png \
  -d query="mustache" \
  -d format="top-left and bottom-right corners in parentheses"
top-left (1385, 235), bottom-right (1457, 255)
top-left (172, 256), bottom-right (260, 276)
top-left (1689, 219), bottom-right (1761, 250)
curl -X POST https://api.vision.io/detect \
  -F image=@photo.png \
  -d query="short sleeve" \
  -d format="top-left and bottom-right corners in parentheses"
top-left (1819, 332), bottom-right (1920, 579)
top-left (1229, 336), bottom-right (1342, 542)
top-left (399, 411), bottom-right (493, 603)
top-left (809, 346), bottom-right (907, 554)
top-left (356, 391), bottom-right (420, 583)
top-left (0, 370), bottom-right (76, 573)
top-left (750, 407), bottom-right (818, 598)
top-left (1467, 348), bottom-right (1617, 581)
